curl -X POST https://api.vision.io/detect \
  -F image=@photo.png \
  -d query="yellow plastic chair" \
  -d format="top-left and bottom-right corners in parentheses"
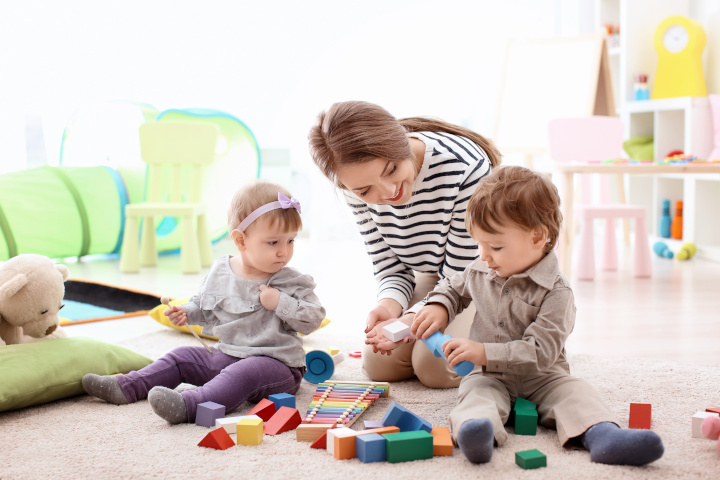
top-left (120, 122), bottom-right (219, 274)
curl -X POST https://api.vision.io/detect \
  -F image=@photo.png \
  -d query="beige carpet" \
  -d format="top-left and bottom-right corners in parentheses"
top-left (0, 320), bottom-right (718, 480)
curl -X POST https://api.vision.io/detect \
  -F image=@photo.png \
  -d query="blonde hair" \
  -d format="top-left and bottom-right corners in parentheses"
top-left (466, 166), bottom-right (562, 252)
top-left (308, 101), bottom-right (501, 188)
top-left (227, 180), bottom-right (302, 233)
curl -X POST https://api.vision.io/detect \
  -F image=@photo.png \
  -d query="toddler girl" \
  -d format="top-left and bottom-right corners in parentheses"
top-left (83, 180), bottom-right (325, 424)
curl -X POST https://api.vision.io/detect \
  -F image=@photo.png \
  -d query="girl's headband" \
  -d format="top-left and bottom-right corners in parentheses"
top-left (237, 193), bottom-right (302, 231)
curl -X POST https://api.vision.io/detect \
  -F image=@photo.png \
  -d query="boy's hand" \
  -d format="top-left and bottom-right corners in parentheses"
top-left (365, 315), bottom-right (415, 355)
top-left (259, 284), bottom-right (280, 311)
top-left (411, 304), bottom-right (449, 340)
top-left (442, 338), bottom-right (487, 367)
top-left (164, 305), bottom-right (189, 327)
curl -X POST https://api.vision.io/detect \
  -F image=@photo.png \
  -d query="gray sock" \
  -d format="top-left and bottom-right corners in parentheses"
top-left (457, 418), bottom-right (494, 464)
top-left (82, 374), bottom-right (129, 405)
top-left (148, 386), bottom-right (188, 424)
top-left (582, 422), bottom-right (664, 466)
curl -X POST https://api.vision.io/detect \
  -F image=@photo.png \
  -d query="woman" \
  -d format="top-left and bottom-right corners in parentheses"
top-left (308, 101), bottom-right (501, 388)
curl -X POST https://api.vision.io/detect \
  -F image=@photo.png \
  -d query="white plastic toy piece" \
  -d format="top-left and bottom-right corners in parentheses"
top-left (382, 320), bottom-right (412, 342)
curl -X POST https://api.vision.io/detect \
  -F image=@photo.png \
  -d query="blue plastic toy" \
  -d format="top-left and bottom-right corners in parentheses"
top-left (659, 199), bottom-right (672, 238)
top-left (303, 350), bottom-right (344, 384)
top-left (653, 241), bottom-right (673, 259)
top-left (421, 331), bottom-right (474, 376)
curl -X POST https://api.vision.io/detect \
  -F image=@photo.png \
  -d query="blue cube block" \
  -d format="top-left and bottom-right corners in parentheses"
top-left (196, 401), bottom-right (225, 428)
top-left (356, 433), bottom-right (386, 463)
top-left (268, 393), bottom-right (295, 409)
top-left (381, 401), bottom-right (432, 433)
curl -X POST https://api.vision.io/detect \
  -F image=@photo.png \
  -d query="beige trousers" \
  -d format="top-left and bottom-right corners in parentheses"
top-left (362, 272), bottom-right (475, 389)
top-left (448, 369), bottom-right (619, 447)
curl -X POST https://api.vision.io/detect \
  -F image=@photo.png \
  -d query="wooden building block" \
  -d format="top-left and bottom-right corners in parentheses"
top-left (198, 427), bottom-right (235, 450)
top-left (706, 407), bottom-right (720, 416)
top-left (364, 420), bottom-right (385, 430)
top-left (268, 393), bottom-right (296, 409)
top-left (237, 418), bottom-right (264, 446)
top-left (431, 426), bottom-right (453, 456)
top-left (629, 403), bottom-right (652, 429)
top-left (247, 398), bottom-right (276, 422)
top-left (515, 449), bottom-right (546, 469)
top-left (382, 401), bottom-right (432, 433)
top-left (515, 410), bottom-right (538, 436)
top-left (215, 415), bottom-right (261, 434)
top-left (296, 423), bottom-right (333, 442)
top-left (196, 401), bottom-right (225, 428)
top-left (702, 415), bottom-right (720, 440)
top-left (382, 430), bottom-right (434, 463)
top-left (264, 406), bottom-right (301, 435)
top-left (692, 411), bottom-right (719, 438)
top-left (514, 397), bottom-right (537, 412)
top-left (382, 320), bottom-right (411, 342)
top-left (326, 427), bottom-right (354, 456)
top-left (327, 346), bottom-right (340, 355)
top-left (356, 433), bottom-right (386, 463)
top-left (310, 429), bottom-right (331, 449)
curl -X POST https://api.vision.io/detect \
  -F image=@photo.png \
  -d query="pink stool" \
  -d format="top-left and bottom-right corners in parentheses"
top-left (575, 204), bottom-right (652, 280)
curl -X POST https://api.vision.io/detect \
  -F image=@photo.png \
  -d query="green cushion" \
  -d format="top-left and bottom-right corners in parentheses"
top-left (0, 336), bottom-right (152, 412)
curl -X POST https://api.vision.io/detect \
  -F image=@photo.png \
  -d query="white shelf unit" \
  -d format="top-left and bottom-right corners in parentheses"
top-left (592, 0), bottom-right (720, 261)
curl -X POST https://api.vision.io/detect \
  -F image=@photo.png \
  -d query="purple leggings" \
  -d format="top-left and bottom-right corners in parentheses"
top-left (116, 346), bottom-right (305, 422)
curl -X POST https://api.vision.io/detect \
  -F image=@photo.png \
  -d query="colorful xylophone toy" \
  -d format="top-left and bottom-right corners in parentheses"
top-left (296, 381), bottom-right (390, 442)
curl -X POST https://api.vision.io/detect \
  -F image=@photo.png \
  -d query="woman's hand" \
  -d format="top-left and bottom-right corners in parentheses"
top-left (365, 314), bottom-right (415, 355)
top-left (410, 304), bottom-right (449, 341)
top-left (259, 284), bottom-right (281, 311)
top-left (165, 305), bottom-right (189, 327)
top-left (364, 299), bottom-right (402, 333)
top-left (442, 338), bottom-right (487, 367)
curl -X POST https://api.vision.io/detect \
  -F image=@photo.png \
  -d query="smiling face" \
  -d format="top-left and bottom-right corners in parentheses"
top-left (471, 221), bottom-right (547, 278)
top-left (335, 157), bottom-right (418, 205)
top-left (232, 218), bottom-right (297, 279)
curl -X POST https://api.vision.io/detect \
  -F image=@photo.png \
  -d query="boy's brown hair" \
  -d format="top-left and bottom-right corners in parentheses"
top-left (466, 166), bottom-right (562, 252)
top-left (227, 180), bottom-right (302, 233)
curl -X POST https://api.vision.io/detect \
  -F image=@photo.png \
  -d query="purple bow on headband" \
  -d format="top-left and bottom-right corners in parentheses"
top-left (237, 192), bottom-right (302, 231)
top-left (277, 193), bottom-right (302, 214)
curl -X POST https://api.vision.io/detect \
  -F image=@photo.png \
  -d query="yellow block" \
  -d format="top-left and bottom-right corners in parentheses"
top-left (237, 418), bottom-right (263, 446)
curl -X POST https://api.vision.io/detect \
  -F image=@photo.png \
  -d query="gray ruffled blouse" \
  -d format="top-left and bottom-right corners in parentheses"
top-left (183, 255), bottom-right (326, 367)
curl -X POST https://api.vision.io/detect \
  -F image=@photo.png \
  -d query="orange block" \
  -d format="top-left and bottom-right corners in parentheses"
top-left (198, 427), bottom-right (235, 450)
top-left (431, 426), bottom-right (453, 456)
top-left (334, 426), bottom-right (401, 460)
top-left (264, 406), bottom-right (302, 435)
top-left (248, 398), bottom-right (276, 422)
top-left (629, 403), bottom-right (652, 429)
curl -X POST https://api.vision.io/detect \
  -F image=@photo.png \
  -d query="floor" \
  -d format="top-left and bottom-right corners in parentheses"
top-left (64, 234), bottom-right (720, 365)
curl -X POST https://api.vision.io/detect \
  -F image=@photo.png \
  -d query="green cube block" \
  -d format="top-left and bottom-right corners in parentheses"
top-left (515, 409), bottom-right (538, 435)
top-left (515, 449), bottom-right (546, 469)
top-left (514, 397), bottom-right (537, 412)
top-left (382, 430), bottom-right (433, 463)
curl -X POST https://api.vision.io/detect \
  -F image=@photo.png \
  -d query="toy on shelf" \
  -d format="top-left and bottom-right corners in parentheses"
top-left (653, 241), bottom-right (673, 259)
top-left (671, 201), bottom-right (683, 239)
top-left (633, 74), bottom-right (650, 100)
top-left (421, 330), bottom-right (474, 376)
top-left (677, 242), bottom-right (696, 261)
top-left (659, 199), bottom-right (672, 238)
top-left (652, 15), bottom-right (707, 99)
top-left (304, 348), bottom-right (345, 384)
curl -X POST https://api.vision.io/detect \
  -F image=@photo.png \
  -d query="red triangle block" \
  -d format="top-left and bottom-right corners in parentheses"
top-left (264, 406), bottom-right (301, 435)
top-left (310, 429), bottom-right (329, 449)
top-left (198, 427), bottom-right (235, 450)
top-left (248, 398), bottom-right (276, 422)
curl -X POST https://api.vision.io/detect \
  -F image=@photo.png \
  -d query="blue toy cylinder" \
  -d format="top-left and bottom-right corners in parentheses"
top-left (659, 199), bottom-right (672, 238)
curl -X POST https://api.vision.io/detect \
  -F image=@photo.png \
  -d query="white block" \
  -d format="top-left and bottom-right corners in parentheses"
top-left (692, 411), bottom-right (719, 438)
top-left (216, 414), bottom-right (262, 434)
top-left (382, 320), bottom-right (411, 342)
top-left (326, 427), bottom-right (354, 455)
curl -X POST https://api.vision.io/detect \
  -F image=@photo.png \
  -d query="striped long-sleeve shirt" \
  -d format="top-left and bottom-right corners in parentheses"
top-left (343, 131), bottom-right (493, 311)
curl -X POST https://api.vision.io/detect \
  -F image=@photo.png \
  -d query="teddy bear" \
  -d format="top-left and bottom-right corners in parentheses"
top-left (0, 254), bottom-right (70, 346)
